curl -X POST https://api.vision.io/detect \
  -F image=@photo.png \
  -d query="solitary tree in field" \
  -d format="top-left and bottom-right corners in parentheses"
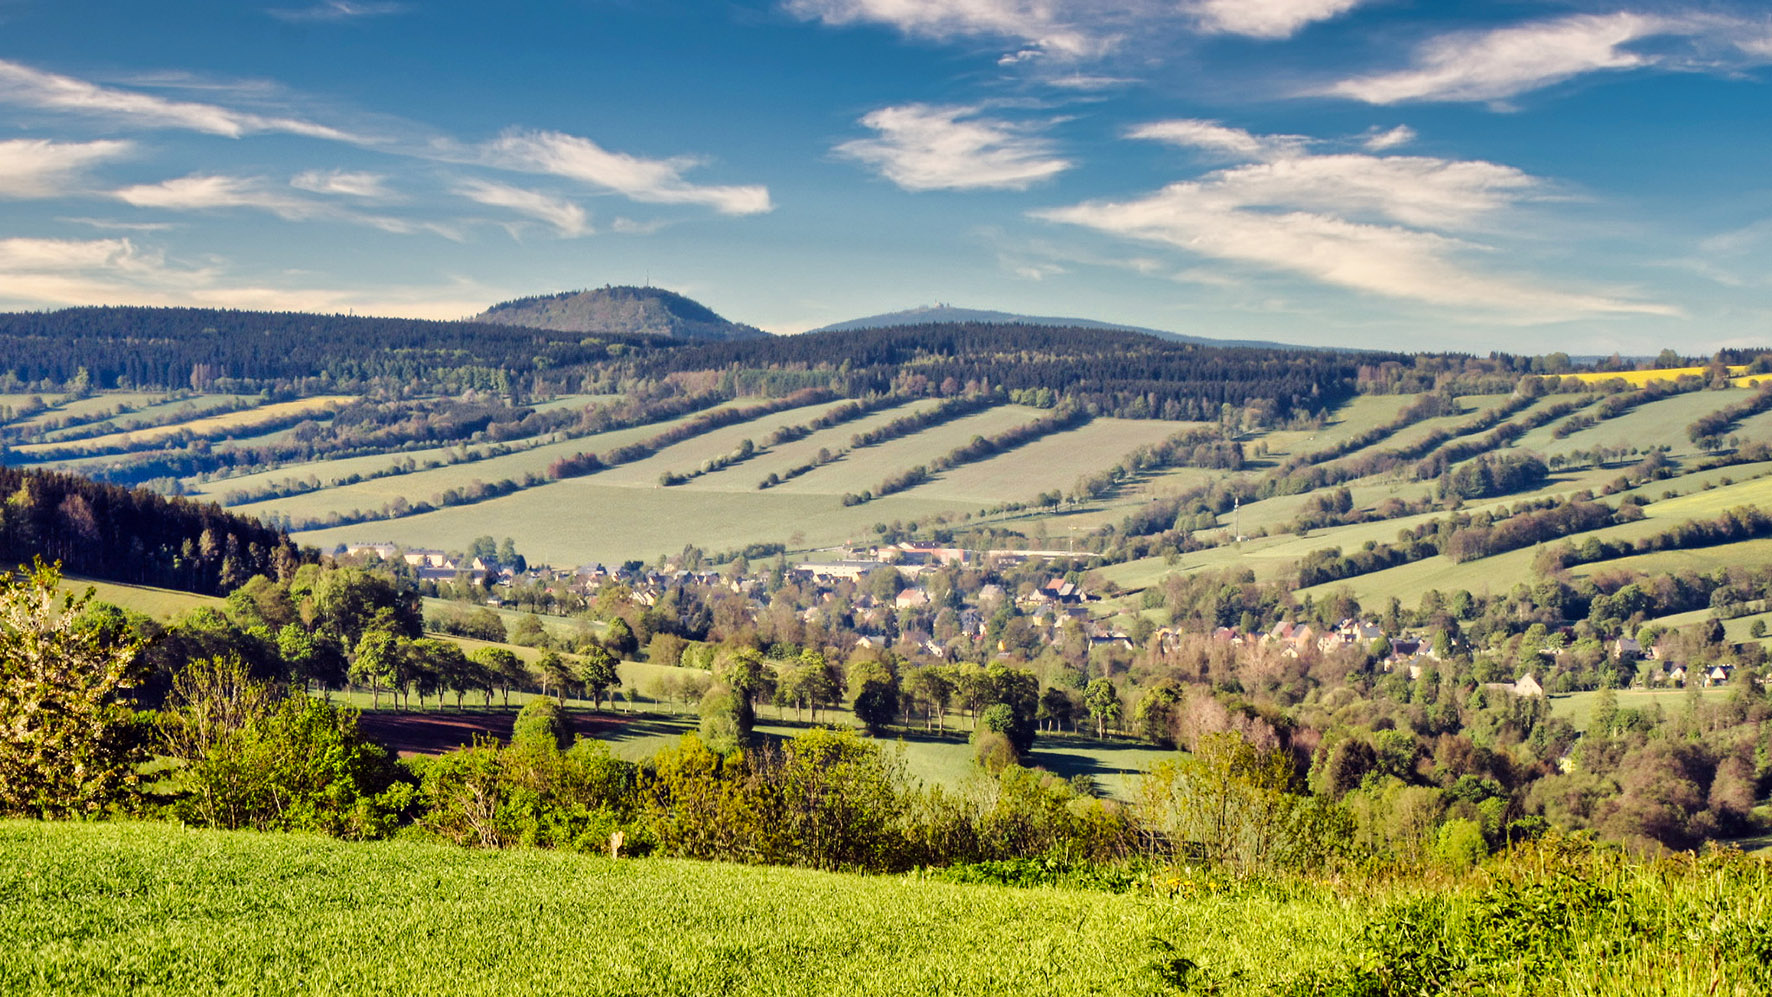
top-left (0, 560), bottom-right (145, 817)
top-left (575, 644), bottom-right (619, 710)
top-left (1084, 677), bottom-right (1121, 738)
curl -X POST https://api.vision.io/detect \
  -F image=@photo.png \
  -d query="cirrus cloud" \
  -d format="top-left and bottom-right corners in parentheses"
top-left (836, 103), bottom-right (1072, 191)
top-left (479, 129), bottom-right (772, 216)
top-left (0, 138), bottom-right (132, 197)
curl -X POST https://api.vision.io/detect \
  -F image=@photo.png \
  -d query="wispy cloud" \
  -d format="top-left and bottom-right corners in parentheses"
top-left (1185, 0), bottom-right (1365, 40)
top-left (479, 129), bottom-right (772, 215)
top-left (453, 179), bottom-right (590, 237)
top-left (0, 59), bottom-right (772, 223)
top-left (0, 138), bottom-right (132, 197)
top-left (1128, 119), bottom-right (1307, 160)
top-left (0, 58), bottom-right (359, 140)
top-left (114, 173), bottom-right (462, 239)
top-left (1318, 12), bottom-right (1772, 106)
top-left (1038, 120), bottom-right (1671, 321)
top-left (1361, 125), bottom-right (1415, 151)
top-left (267, 1), bottom-right (407, 23)
top-left (784, 0), bottom-right (1110, 57)
top-left (291, 169), bottom-right (391, 198)
top-left (836, 103), bottom-right (1071, 191)
top-left (115, 174), bottom-right (318, 219)
top-left (785, 0), bottom-right (1367, 57)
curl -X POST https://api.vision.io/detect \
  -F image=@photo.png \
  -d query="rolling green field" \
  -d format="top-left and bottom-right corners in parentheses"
top-left (592, 398), bottom-right (844, 488)
top-left (1522, 388), bottom-right (1750, 460)
top-left (19, 396), bottom-right (352, 458)
top-left (8, 820), bottom-right (1768, 997)
top-left (901, 417), bottom-right (1183, 504)
top-left (1550, 687), bottom-right (1736, 731)
top-left (231, 405), bottom-right (745, 522)
top-left (0, 821), bottom-right (1327, 997)
top-left (771, 404), bottom-right (1047, 496)
top-left (65, 576), bottom-right (223, 619)
top-left (296, 480), bottom-right (964, 564)
top-left (681, 398), bottom-right (944, 492)
top-left (36, 393), bottom-right (252, 442)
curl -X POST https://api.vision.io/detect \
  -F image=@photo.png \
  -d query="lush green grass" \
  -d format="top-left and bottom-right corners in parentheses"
top-left (295, 481), bottom-right (962, 564)
top-left (591, 399), bottom-right (846, 488)
top-left (1569, 537), bottom-right (1772, 582)
top-left (36, 393), bottom-right (251, 443)
top-left (8, 820), bottom-right (1769, 997)
top-left (771, 404), bottom-right (1046, 496)
top-left (1643, 471), bottom-right (1772, 521)
top-left (231, 404), bottom-right (748, 520)
top-left (900, 417), bottom-right (1183, 505)
top-left (5, 391), bottom-right (163, 430)
top-left (20, 396), bottom-right (352, 458)
top-left (65, 575), bottom-right (222, 619)
top-left (1254, 394), bottom-right (1418, 460)
top-left (1550, 686), bottom-right (1736, 731)
top-left (1523, 389), bottom-right (1750, 460)
top-left (0, 820), bottom-right (1318, 997)
top-left (682, 398), bottom-right (943, 492)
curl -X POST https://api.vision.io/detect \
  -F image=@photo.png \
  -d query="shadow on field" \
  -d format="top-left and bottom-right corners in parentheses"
top-left (1029, 748), bottom-right (1147, 785)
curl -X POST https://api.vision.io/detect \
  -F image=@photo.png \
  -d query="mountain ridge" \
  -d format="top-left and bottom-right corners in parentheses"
top-left (805, 304), bottom-right (1304, 350)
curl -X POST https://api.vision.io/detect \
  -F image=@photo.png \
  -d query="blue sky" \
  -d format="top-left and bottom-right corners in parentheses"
top-left (0, 1), bottom-right (1769, 354)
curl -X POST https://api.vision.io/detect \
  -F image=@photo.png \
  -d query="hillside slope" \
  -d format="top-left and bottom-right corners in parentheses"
top-left (808, 303), bottom-right (1298, 349)
top-left (475, 286), bottom-right (767, 341)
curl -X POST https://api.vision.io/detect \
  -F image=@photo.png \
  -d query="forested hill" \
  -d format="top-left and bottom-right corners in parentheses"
top-left (636, 322), bottom-right (1392, 421)
top-left (808, 304), bottom-right (1297, 350)
top-left (475, 286), bottom-right (767, 342)
top-left (0, 307), bottom-right (671, 391)
top-left (0, 467), bottom-right (308, 594)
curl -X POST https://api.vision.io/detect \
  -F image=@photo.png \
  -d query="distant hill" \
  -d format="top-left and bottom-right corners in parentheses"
top-left (807, 304), bottom-right (1298, 350)
top-left (475, 286), bottom-right (768, 342)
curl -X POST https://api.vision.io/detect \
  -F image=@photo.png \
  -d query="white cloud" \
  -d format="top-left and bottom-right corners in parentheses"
top-left (114, 174), bottom-right (317, 219)
top-left (480, 129), bottom-right (772, 215)
top-left (0, 60), bottom-right (770, 223)
top-left (114, 173), bottom-right (461, 239)
top-left (1128, 119), bottom-right (1306, 160)
top-left (1322, 12), bottom-right (1668, 105)
top-left (291, 169), bottom-right (391, 198)
top-left (0, 58), bottom-right (357, 140)
top-left (1037, 123), bottom-right (1670, 321)
top-left (1186, 0), bottom-right (1364, 39)
top-left (836, 103), bottom-right (1071, 191)
top-left (0, 138), bottom-right (132, 197)
top-left (611, 217), bottom-right (669, 235)
top-left (0, 236), bottom-right (488, 318)
top-left (784, 0), bottom-right (1108, 57)
top-left (454, 179), bottom-right (590, 237)
top-left (1362, 125), bottom-right (1415, 151)
top-left (268, 1), bottom-right (407, 22)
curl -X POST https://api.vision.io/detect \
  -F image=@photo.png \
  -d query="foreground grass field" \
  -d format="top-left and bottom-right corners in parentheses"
top-left (5, 821), bottom-right (1768, 997)
top-left (0, 821), bottom-right (1290, 996)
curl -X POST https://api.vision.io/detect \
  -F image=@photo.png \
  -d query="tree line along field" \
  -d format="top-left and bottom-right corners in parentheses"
top-left (6, 821), bottom-right (1768, 997)
top-left (60, 574), bottom-right (1174, 799)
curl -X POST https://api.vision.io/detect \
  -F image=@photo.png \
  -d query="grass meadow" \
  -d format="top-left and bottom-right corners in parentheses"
top-left (771, 404), bottom-right (1048, 496)
top-left (230, 404), bottom-right (754, 520)
top-left (6, 820), bottom-right (1769, 997)
top-left (19, 396), bottom-right (353, 458)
